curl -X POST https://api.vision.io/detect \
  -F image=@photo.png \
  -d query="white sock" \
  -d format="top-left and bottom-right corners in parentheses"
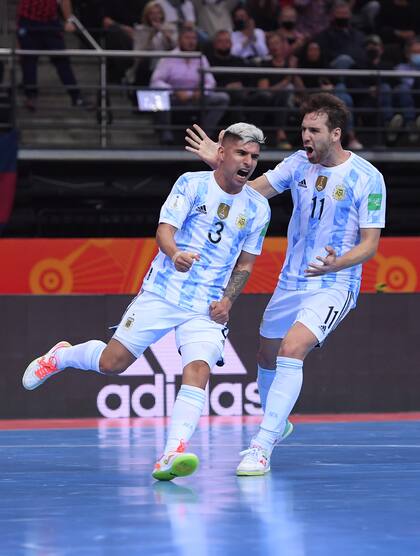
top-left (254, 356), bottom-right (303, 452)
top-left (257, 365), bottom-right (276, 412)
top-left (164, 385), bottom-right (206, 454)
top-left (55, 340), bottom-right (106, 373)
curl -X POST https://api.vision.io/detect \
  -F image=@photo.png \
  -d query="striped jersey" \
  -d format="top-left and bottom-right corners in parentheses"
top-left (265, 150), bottom-right (386, 294)
top-left (142, 171), bottom-right (271, 313)
top-left (18, 0), bottom-right (58, 21)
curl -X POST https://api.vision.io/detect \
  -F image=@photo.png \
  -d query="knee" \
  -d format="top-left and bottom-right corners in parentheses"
top-left (99, 351), bottom-right (129, 375)
top-left (257, 346), bottom-right (276, 369)
top-left (278, 337), bottom-right (305, 359)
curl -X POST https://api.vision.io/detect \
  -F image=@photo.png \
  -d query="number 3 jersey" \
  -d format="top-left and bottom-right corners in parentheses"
top-left (141, 171), bottom-right (271, 313)
top-left (265, 150), bottom-right (386, 294)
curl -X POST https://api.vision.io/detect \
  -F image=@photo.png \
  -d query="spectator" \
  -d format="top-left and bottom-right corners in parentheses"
top-left (102, 0), bottom-right (146, 83)
top-left (297, 39), bottom-right (364, 149)
top-left (206, 29), bottom-right (271, 124)
top-left (257, 33), bottom-right (303, 148)
top-left (376, 0), bottom-right (420, 50)
top-left (293, 0), bottom-right (330, 40)
top-left (356, 34), bottom-right (402, 144)
top-left (231, 5), bottom-right (269, 62)
top-left (150, 28), bottom-right (229, 144)
top-left (130, 1), bottom-right (177, 86)
top-left (393, 37), bottom-right (420, 143)
top-left (246, 0), bottom-right (279, 32)
top-left (16, 0), bottom-right (90, 111)
top-left (276, 5), bottom-right (306, 56)
top-left (155, 0), bottom-right (196, 31)
top-left (315, 1), bottom-right (366, 69)
top-left (191, 0), bottom-right (237, 39)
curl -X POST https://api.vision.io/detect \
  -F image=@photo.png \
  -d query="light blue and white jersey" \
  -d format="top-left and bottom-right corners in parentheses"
top-left (142, 171), bottom-right (271, 313)
top-left (265, 150), bottom-right (386, 294)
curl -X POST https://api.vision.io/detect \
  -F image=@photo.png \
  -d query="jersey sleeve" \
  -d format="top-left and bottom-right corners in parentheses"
top-left (358, 171), bottom-right (386, 228)
top-left (159, 173), bottom-right (196, 228)
top-left (241, 204), bottom-right (271, 255)
top-left (263, 152), bottom-right (297, 193)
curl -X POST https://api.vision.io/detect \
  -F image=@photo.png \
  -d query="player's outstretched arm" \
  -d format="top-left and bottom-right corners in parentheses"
top-left (185, 124), bottom-right (220, 170)
top-left (210, 251), bottom-right (256, 324)
top-left (156, 223), bottom-right (200, 272)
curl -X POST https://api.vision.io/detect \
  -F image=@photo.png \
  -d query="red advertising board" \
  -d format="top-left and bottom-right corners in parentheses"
top-left (4, 237), bottom-right (419, 294)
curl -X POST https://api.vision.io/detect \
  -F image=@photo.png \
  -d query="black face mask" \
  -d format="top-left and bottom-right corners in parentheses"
top-left (334, 17), bottom-right (350, 28)
top-left (282, 21), bottom-right (295, 30)
top-left (234, 20), bottom-right (246, 31)
top-left (366, 47), bottom-right (380, 61)
top-left (216, 48), bottom-right (231, 56)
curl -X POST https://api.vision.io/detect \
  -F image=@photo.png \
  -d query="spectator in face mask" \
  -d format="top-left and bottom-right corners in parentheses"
top-left (393, 37), bottom-right (420, 143)
top-left (276, 6), bottom-right (305, 56)
top-left (231, 5), bottom-right (269, 62)
top-left (315, 1), bottom-right (366, 69)
top-left (355, 35), bottom-right (402, 144)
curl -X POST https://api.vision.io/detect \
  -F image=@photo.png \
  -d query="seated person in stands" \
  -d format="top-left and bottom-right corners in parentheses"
top-left (102, 0), bottom-right (147, 83)
top-left (256, 33), bottom-right (303, 149)
top-left (155, 0), bottom-right (196, 32)
top-left (275, 5), bottom-right (306, 57)
top-left (205, 30), bottom-right (270, 125)
top-left (130, 1), bottom-right (177, 86)
top-left (393, 37), bottom-right (420, 144)
top-left (297, 39), bottom-right (364, 150)
top-left (150, 28), bottom-right (229, 144)
top-left (231, 5), bottom-right (269, 63)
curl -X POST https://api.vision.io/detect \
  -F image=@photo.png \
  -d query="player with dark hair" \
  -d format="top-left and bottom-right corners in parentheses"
top-left (186, 92), bottom-right (386, 475)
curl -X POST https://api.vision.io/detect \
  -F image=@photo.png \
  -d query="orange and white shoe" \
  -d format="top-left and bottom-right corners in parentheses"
top-left (22, 341), bottom-right (71, 390)
top-left (152, 440), bottom-right (199, 481)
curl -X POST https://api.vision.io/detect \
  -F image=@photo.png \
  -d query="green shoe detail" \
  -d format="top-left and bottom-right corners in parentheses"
top-left (152, 453), bottom-right (199, 481)
top-left (282, 419), bottom-right (294, 441)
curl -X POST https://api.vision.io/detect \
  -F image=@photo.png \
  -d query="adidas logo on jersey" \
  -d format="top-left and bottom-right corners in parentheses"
top-left (196, 204), bottom-right (207, 214)
top-left (298, 179), bottom-right (307, 188)
top-left (319, 324), bottom-right (327, 333)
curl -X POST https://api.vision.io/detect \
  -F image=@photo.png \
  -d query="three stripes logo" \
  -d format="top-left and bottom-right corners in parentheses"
top-left (298, 179), bottom-right (307, 188)
top-left (196, 204), bottom-right (207, 214)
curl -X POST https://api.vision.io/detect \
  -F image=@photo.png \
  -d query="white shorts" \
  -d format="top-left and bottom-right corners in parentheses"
top-left (113, 290), bottom-right (227, 368)
top-left (260, 286), bottom-right (356, 344)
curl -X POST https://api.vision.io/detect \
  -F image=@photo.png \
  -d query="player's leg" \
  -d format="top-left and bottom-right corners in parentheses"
top-left (152, 317), bottom-right (224, 481)
top-left (22, 291), bottom-right (174, 390)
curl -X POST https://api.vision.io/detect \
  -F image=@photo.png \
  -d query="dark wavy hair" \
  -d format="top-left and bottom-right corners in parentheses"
top-left (300, 92), bottom-right (350, 132)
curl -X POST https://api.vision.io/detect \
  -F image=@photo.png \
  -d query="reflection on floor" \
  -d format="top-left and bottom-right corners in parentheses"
top-left (1, 416), bottom-right (420, 556)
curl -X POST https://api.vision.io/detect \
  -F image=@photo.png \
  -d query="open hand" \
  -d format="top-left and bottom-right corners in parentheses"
top-left (304, 246), bottom-right (338, 276)
top-left (185, 124), bottom-right (221, 170)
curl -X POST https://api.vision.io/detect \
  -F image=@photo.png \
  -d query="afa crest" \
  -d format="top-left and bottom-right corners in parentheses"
top-left (217, 203), bottom-right (230, 219)
top-left (315, 176), bottom-right (328, 192)
top-left (332, 185), bottom-right (346, 201)
top-left (236, 214), bottom-right (247, 229)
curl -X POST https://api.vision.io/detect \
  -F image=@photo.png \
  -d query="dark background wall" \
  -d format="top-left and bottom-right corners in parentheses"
top-left (2, 293), bottom-right (418, 419)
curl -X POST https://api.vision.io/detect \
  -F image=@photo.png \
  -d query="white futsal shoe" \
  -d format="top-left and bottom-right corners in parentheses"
top-left (236, 419), bottom-right (294, 476)
top-left (22, 341), bottom-right (71, 390)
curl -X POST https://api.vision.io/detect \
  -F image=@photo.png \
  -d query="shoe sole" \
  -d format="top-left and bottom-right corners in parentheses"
top-left (22, 341), bottom-right (71, 391)
top-left (152, 454), bottom-right (199, 481)
top-left (236, 466), bottom-right (271, 477)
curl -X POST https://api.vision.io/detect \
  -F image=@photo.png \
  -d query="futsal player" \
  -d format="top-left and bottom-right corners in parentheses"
top-left (185, 93), bottom-right (386, 475)
top-left (22, 123), bottom-right (271, 481)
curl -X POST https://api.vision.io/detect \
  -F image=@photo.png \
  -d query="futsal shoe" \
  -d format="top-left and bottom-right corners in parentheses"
top-left (152, 441), bottom-right (199, 481)
top-left (236, 444), bottom-right (271, 476)
top-left (22, 341), bottom-right (71, 390)
top-left (236, 419), bottom-right (293, 476)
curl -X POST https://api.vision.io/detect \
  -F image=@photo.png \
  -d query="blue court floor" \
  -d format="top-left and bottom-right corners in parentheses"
top-left (1, 418), bottom-right (420, 556)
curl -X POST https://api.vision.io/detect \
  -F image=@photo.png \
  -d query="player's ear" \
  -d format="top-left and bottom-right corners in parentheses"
top-left (332, 127), bottom-right (341, 143)
top-left (218, 144), bottom-right (225, 160)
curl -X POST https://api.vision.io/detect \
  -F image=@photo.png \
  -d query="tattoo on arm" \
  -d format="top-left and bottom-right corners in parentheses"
top-left (224, 270), bottom-right (250, 304)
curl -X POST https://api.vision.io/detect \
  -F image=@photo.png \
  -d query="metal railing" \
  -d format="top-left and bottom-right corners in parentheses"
top-left (3, 43), bottom-right (420, 156)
